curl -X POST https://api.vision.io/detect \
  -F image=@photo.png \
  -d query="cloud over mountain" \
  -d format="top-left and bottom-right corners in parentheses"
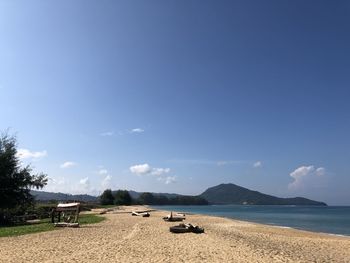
top-left (289, 165), bottom-right (326, 191)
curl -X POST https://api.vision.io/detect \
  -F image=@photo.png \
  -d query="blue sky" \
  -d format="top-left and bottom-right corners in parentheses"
top-left (1, 1), bottom-right (349, 205)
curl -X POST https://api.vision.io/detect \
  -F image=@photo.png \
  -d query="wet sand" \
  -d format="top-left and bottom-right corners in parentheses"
top-left (0, 206), bottom-right (349, 262)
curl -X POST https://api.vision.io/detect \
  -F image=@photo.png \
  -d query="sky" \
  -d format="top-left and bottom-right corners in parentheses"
top-left (0, 1), bottom-right (349, 205)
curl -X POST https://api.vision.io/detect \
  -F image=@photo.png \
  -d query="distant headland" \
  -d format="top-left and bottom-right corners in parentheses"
top-left (32, 183), bottom-right (327, 206)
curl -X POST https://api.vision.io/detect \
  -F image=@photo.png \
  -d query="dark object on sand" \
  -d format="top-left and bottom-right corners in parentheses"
top-left (132, 211), bottom-right (150, 217)
top-left (163, 216), bottom-right (184, 222)
top-left (169, 223), bottom-right (204, 234)
top-left (54, 222), bottom-right (80, 228)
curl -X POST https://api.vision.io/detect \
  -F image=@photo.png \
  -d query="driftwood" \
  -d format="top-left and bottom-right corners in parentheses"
top-left (163, 211), bottom-right (185, 222)
top-left (131, 211), bottom-right (150, 217)
top-left (54, 222), bottom-right (80, 228)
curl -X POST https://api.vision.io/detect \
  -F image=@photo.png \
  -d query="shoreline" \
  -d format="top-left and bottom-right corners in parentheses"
top-left (150, 204), bottom-right (350, 238)
top-left (1, 205), bottom-right (349, 262)
top-left (152, 206), bottom-right (350, 239)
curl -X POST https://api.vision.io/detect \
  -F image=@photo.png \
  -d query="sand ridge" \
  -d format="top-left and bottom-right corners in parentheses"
top-left (0, 206), bottom-right (349, 263)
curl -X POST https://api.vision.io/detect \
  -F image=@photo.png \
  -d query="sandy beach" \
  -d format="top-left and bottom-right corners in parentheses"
top-left (0, 206), bottom-right (349, 263)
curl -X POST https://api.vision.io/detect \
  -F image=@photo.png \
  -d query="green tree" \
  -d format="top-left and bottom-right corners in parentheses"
top-left (0, 133), bottom-right (47, 224)
top-left (100, 189), bottom-right (114, 205)
top-left (138, 192), bottom-right (155, 205)
top-left (114, 190), bottom-right (132, 205)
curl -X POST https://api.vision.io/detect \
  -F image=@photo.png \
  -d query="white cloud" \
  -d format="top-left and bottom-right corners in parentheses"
top-left (253, 161), bottom-right (262, 168)
top-left (130, 163), bottom-right (173, 184)
top-left (316, 167), bottom-right (326, 176)
top-left (157, 176), bottom-right (177, 184)
top-left (214, 160), bottom-right (246, 166)
top-left (60, 161), bottom-right (77, 169)
top-left (289, 165), bottom-right (326, 190)
top-left (129, 163), bottom-right (171, 176)
top-left (130, 128), bottom-right (144, 133)
top-left (49, 177), bottom-right (66, 188)
top-left (130, 164), bottom-right (152, 175)
top-left (79, 177), bottom-right (90, 191)
top-left (101, 175), bottom-right (112, 189)
top-left (17, 148), bottom-right (47, 160)
top-left (44, 177), bottom-right (67, 193)
top-left (100, 131), bottom-right (114, 136)
top-left (45, 177), bottom-right (93, 194)
top-left (79, 177), bottom-right (89, 185)
top-left (164, 176), bottom-right (176, 184)
top-left (151, 168), bottom-right (170, 176)
top-left (98, 169), bottom-right (108, 175)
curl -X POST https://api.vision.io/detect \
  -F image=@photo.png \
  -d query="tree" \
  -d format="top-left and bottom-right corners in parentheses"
top-left (114, 190), bottom-right (132, 205)
top-left (100, 189), bottom-right (114, 205)
top-left (138, 192), bottom-right (155, 205)
top-left (0, 132), bottom-right (47, 224)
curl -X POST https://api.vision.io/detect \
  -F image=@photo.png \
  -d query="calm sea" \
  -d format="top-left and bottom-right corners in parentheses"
top-left (151, 205), bottom-right (350, 236)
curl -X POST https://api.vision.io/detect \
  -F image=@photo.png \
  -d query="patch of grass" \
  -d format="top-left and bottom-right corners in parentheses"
top-left (0, 214), bottom-right (106, 238)
top-left (79, 214), bottom-right (106, 225)
top-left (0, 220), bottom-right (55, 238)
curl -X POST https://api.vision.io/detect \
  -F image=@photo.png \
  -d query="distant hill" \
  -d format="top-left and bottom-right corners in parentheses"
top-left (127, 190), bottom-right (180, 200)
top-left (31, 190), bottom-right (180, 203)
top-left (31, 190), bottom-right (98, 202)
top-left (31, 190), bottom-right (184, 203)
top-left (126, 190), bottom-right (206, 205)
top-left (32, 183), bottom-right (327, 206)
top-left (200, 183), bottom-right (327, 206)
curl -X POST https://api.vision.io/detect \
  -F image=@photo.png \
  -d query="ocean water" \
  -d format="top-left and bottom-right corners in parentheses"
top-left (151, 205), bottom-right (350, 236)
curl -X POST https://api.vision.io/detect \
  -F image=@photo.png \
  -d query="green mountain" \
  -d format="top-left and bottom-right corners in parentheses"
top-left (31, 190), bottom-right (98, 202)
top-left (200, 183), bottom-right (327, 206)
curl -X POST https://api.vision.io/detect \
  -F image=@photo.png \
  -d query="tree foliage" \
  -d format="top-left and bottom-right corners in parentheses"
top-left (0, 133), bottom-right (48, 224)
top-left (137, 193), bottom-right (208, 205)
top-left (99, 189), bottom-right (114, 205)
top-left (99, 189), bottom-right (209, 206)
top-left (114, 190), bottom-right (132, 205)
top-left (138, 192), bottom-right (155, 205)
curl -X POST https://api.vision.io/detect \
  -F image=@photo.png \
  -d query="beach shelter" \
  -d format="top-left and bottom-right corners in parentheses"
top-left (51, 202), bottom-right (80, 227)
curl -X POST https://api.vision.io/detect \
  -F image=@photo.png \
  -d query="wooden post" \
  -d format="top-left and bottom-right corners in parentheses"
top-left (51, 209), bottom-right (55, 223)
top-left (74, 205), bottom-right (79, 223)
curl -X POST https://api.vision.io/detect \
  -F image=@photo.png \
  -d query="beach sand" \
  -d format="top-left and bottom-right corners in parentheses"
top-left (0, 205), bottom-right (349, 263)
